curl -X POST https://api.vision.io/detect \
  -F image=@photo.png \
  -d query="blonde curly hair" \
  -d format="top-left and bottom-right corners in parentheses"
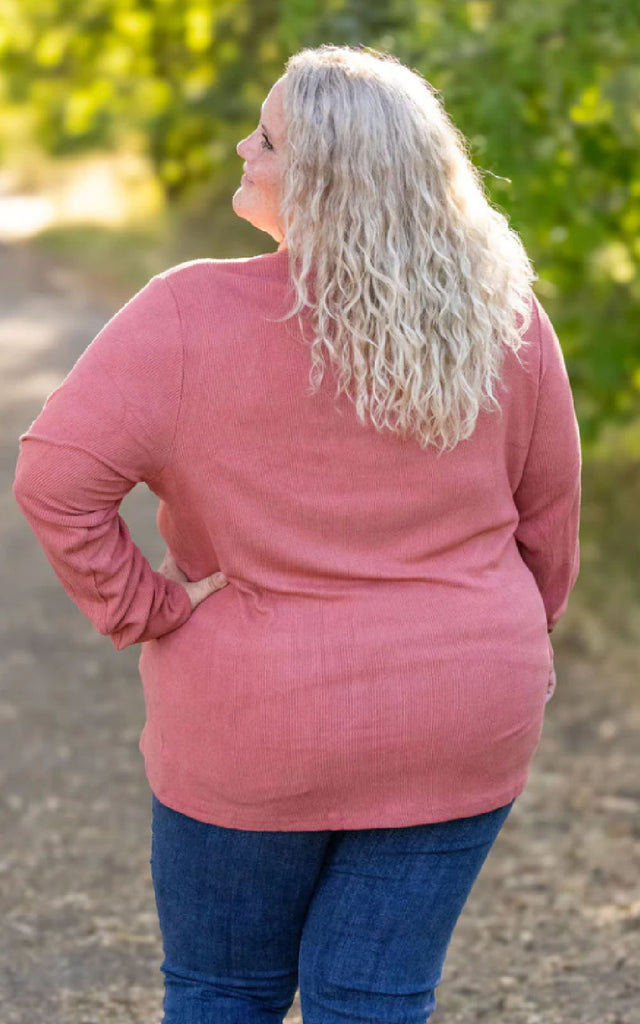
top-left (271, 44), bottom-right (537, 451)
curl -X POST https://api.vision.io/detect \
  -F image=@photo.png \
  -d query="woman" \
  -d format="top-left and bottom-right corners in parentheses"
top-left (13, 44), bottom-right (580, 1024)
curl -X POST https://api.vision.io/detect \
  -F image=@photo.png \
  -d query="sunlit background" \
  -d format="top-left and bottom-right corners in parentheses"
top-left (2, 1), bottom-right (639, 442)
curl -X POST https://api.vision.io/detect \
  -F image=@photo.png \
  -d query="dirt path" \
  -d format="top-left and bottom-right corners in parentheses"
top-left (1, 239), bottom-right (639, 1024)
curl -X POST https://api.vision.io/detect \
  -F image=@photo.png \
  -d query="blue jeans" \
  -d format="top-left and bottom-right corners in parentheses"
top-left (150, 794), bottom-right (515, 1023)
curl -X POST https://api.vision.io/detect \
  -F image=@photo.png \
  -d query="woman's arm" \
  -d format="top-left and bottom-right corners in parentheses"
top-left (513, 296), bottom-right (581, 701)
top-left (12, 273), bottom-right (204, 650)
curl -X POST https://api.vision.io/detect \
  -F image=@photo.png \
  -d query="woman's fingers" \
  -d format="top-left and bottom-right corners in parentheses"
top-left (157, 550), bottom-right (189, 584)
top-left (157, 552), bottom-right (228, 613)
top-left (182, 572), bottom-right (228, 612)
top-left (545, 664), bottom-right (557, 703)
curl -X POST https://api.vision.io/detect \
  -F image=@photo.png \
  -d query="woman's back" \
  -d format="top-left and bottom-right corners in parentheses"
top-left (14, 249), bottom-right (580, 830)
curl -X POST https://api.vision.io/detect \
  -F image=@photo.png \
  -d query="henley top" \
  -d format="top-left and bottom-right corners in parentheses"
top-left (13, 250), bottom-right (581, 830)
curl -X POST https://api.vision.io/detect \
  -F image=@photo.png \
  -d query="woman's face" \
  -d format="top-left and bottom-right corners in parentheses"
top-left (233, 77), bottom-right (288, 249)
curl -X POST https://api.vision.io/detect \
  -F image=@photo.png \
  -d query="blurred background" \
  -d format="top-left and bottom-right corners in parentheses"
top-left (1, 2), bottom-right (639, 1023)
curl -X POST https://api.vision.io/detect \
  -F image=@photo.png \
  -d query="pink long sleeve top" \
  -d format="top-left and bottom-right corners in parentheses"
top-left (13, 251), bottom-right (581, 831)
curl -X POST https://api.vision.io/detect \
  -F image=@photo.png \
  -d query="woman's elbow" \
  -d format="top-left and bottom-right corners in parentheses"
top-left (13, 453), bottom-right (42, 513)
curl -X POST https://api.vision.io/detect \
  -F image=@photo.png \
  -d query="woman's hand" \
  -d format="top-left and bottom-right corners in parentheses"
top-left (545, 663), bottom-right (557, 703)
top-left (544, 634), bottom-right (557, 703)
top-left (157, 550), bottom-right (228, 613)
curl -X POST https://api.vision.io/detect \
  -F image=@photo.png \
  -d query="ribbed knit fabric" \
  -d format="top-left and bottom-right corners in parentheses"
top-left (13, 250), bottom-right (581, 830)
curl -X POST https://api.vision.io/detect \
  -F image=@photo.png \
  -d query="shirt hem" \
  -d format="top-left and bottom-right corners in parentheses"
top-left (143, 773), bottom-right (528, 832)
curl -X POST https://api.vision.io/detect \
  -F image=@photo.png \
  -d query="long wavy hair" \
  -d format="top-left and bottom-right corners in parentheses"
top-left (271, 44), bottom-right (537, 451)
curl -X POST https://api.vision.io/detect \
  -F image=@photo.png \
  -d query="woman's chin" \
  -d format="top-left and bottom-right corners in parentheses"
top-left (231, 192), bottom-right (250, 217)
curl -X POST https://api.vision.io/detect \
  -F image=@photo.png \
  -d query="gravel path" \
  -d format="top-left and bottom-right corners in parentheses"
top-left (1, 240), bottom-right (639, 1024)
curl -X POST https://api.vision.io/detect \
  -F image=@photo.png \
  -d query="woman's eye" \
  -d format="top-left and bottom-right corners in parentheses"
top-left (261, 133), bottom-right (273, 151)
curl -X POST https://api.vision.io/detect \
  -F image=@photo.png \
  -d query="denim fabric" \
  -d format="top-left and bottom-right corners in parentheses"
top-left (150, 794), bottom-right (515, 1023)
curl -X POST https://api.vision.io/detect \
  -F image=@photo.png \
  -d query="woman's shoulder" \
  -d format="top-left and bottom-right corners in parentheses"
top-left (156, 250), bottom-right (290, 293)
top-left (509, 288), bottom-right (568, 390)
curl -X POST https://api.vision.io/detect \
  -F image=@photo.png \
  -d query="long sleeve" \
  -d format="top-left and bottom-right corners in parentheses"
top-left (12, 274), bottom-right (192, 651)
top-left (513, 295), bottom-right (581, 635)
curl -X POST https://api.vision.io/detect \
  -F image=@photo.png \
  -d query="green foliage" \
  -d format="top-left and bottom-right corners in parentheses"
top-left (394, 0), bottom-right (640, 443)
top-left (0, 0), bottom-right (638, 444)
